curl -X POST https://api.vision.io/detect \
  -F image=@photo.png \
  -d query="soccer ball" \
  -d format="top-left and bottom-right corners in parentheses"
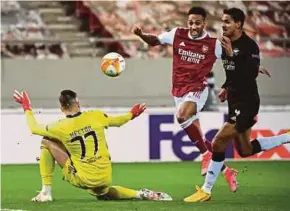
top-left (100, 52), bottom-right (125, 77)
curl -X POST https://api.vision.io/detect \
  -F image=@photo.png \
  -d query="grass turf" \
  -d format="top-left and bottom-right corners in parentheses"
top-left (1, 161), bottom-right (290, 211)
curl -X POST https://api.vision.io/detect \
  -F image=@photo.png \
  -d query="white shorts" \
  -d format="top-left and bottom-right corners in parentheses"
top-left (174, 87), bottom-right (209, 122)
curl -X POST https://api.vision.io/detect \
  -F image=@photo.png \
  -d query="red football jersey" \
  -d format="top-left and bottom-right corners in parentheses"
top-left (158, 28), bottom-right (220, 97)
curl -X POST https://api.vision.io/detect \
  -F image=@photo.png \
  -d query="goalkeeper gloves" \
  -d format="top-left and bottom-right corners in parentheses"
top-left (13, 90), bottom-right (31, 111)
top-left (13, 90), bottom-right (146, 118)
top-left (130, 103), bottom-right (146, 119)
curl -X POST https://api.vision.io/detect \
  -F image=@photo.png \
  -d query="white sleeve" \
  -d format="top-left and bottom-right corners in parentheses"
top-left (215, 39), bottom-right (222, 59)
top-left (157, 27), bottom-right (177, 45)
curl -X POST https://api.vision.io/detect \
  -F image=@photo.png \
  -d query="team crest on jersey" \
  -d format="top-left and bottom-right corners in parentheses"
top-left (233, 48), bottom-right (240, 55)
top-left (202, 45), bottom-right (209, 53)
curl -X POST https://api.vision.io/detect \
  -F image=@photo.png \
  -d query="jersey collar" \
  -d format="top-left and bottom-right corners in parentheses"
top-left (66, 112), bottom-right (82, 118)
top-left (188, 30), bottom-right (208, 40)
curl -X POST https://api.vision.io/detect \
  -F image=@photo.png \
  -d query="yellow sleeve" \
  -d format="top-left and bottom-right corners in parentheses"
top-left (25, 110), bottom-right (61, 140)
top-left (107, 112), bottom-right (133, 127)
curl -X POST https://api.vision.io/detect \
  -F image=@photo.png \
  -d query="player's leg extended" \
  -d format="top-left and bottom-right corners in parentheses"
top-left (176, 90), bottom-right (236, 179)
top-left (95, 186), bottom-right (172, 201)
top-left (184, 122), bottom-right (236, 202)
top-left (176, 97), bottom-right (211, 176)
top-left (32, 137), bottom-right (69, 202)
top-left (234, 128), bottom-right (290, 158)
top-left (104, 186), bottom-right (140, 199)
top-left (233, 110), bottom-right (290, 157)
top-left (89, 185), bottom-right (140, 200)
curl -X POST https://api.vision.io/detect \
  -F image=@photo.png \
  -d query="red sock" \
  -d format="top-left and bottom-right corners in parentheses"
top-left (204, 139), bottom-right (213, 152)
top-left (184, 123), bottom-right (208, 154)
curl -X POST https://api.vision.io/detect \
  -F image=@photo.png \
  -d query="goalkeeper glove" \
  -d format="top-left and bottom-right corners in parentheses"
top-left (13, 90), bottom-right (31, 111)
top-left (130, 103), bottom-right (146, 119)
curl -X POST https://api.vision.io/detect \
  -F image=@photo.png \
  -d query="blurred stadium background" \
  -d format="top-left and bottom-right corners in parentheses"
top-left (1, 1), bottom-right (290, 211)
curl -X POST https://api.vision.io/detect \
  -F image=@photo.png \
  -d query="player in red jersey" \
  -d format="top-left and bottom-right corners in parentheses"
top-left (133, 6), bottom-right (238, 192)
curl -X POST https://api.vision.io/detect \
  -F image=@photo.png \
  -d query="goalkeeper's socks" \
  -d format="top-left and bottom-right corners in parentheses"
top-left (202, 152), bottom-right (225, 194)
top-left (107, 186), bottom-right (140, 199)
top-left (40, 143), bottom-right (55, 189)
top-left (255, 133), bottom-right (290, 151)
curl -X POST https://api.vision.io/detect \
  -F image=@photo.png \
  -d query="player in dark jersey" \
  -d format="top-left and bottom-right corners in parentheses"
top-left (133, 6), bottom-right (238, 192)
top-left (184, 8), bottom-right (290, 202)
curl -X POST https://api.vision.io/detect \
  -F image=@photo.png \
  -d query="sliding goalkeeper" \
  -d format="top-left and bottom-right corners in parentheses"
top-left (13, 89), bottom-right (172, 202)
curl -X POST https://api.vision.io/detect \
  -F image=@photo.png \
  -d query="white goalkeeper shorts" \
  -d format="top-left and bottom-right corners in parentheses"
top-left (174, 87), bottom-right (209, 122)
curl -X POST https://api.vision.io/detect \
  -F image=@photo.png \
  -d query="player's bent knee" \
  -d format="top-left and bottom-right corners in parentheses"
top-left (176, 115), bottom-right (187, 124)
top-left (176, 109), bottom-right (192, 122)
top-left (176, 111), bottom-right (195, 125)
top-left (42, 137), bottom-right (61, 146)
top-left (41, 138), bottom-right (56, 151)
top-left (41, 137), bottom-right (52, 145)
top-left (176, 104), bottom-right (197, 124)
top-left (41, 138), bottom-right (56, 150)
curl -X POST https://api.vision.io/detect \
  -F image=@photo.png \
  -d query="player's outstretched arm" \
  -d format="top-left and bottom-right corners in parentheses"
top-left (13, 90), bottom-right (57, 138)
top-left (132, 25), bottom-right (161, 46)
top-left (107, 103), bottom-right (146, 127)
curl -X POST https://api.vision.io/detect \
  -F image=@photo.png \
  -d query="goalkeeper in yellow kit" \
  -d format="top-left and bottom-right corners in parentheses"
top-left (13, 89), bottom-right (172, 202)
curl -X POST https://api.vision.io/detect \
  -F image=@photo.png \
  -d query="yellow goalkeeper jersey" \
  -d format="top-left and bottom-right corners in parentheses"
top-left (25, 110), bottom-right (133, 164)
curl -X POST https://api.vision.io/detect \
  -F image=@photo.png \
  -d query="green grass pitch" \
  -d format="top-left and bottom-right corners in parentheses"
top-left (1, 161), bottom-right (290, 211)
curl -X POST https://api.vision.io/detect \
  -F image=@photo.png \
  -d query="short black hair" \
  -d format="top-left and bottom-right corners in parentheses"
top-left (188, 6), bottom-right (207, 19)
top-left (223, 8), bottom-right (245, 28)
top-left (59, 90), bottom-right (77, 109)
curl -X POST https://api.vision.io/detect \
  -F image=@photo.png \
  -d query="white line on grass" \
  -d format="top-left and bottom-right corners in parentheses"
top-left (1, 209), bottom-right (28, 211)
